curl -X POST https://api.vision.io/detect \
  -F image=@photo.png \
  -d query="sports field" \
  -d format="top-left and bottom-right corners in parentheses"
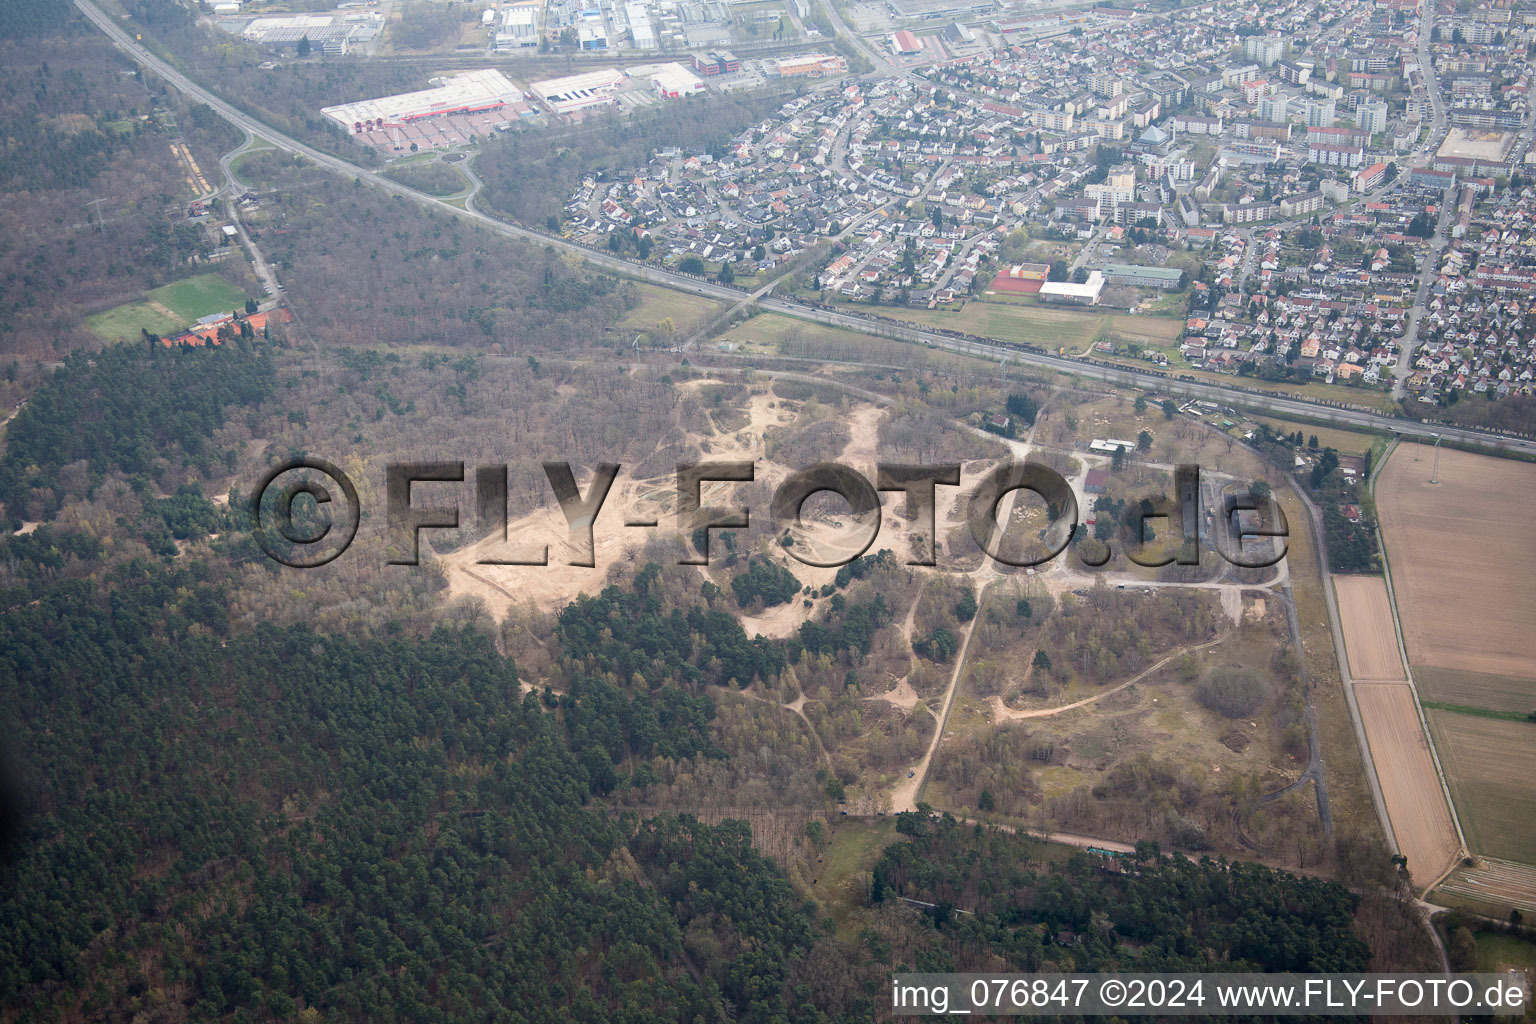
top-left (85, 302), bottom-right (184, 343)
top-left (148, 274), bottom-right (251, 321)
top-left (1333, 575), bottom-right (1405, 680)
top-left (1355, 682), bottom-right (1461, 887)
top-left (87, 273), bottom-right (253, 343)
top-left (1426, 710), bottom-right (1536, 866)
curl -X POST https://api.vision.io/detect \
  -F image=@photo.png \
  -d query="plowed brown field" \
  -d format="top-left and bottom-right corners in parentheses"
top-left (1334, 575), bottom-right (1406, 680)
top-left (1355, 681), bottom-right (1460, 887)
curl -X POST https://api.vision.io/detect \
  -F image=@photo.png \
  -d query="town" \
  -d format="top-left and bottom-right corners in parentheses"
top-left (229, 0), bottom-right (1536, 412)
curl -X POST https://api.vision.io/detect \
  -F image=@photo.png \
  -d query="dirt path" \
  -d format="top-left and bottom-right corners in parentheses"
top-left (727, 687), bottom-right (832, 771)
top-left (887, 414), bottom-right (1048, 813)
top-left (987, 633), bottom-right (1230, 722)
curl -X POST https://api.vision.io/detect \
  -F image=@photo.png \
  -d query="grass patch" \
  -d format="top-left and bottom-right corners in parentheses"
top-left (868, 297), bottom-right (1107, 351)
top-left (85, 301), bottom-right (184, 343)
top-left (381, 160), bottom-right (470, 197)
top-left (620, 283), bottom-right (729, 335)
top-left (1255, 417), bottom-right (1380, 457)
top-left (1414, 667), bottom-right (1536, 715)
top-left (148, 273), bottom-right (252, 322)
top-left (1420, 701), bottom-right (1534, 723)
top-left (1279, 485), bottom-right (1388, 853)
top-left (1473, 930), bottom-right (1536, 973)
top-left (816, 818), bottom-right (899, 938)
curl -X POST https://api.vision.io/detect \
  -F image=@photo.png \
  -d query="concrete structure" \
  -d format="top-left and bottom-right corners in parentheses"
top-left (531, 68), bottom-right (626, 113)
top-left (1243, 34), bottom-right (1282, 67)
top-left (1353, 161), bottom-right (1389, 192)
top-left (1358, 100), bottom-right (1389, 135)
top-left (1278, 190), bottom-right (1326, 217)
top-left (1308, 142), bottom-right (1365, 167)
top-left (321, 70), bottom-right (522, 131)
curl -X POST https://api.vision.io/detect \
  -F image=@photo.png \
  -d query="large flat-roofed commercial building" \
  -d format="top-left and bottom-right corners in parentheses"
top-left (625, 2), bottom-right (655, 48)
top-left (774, 53), bottom-right (848, 78)
top-left (1435, 126), bottom-right (1514, 166)
top-left (321, 70), bottom-right (522, 131)
top-left (645, 62), bottom-right (706, 98)
top-left (243, 13), bottom-right (370, 54)
top-left (494, 7), bottom-right (538, 49)
top-left (1102, 263), bottom-right (1184, 289)
top-left (1038, 271), bottom-right (1105, 305)
top-left (530, 68), bottom-right (626, 113)
top-left (887, 0), bottom-right (997, 20)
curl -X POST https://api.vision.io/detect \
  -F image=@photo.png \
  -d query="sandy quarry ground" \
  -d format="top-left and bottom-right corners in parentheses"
top-left (1376, 446), bottom-right (1536, 680)
top-left (1353, 681), bottom-right (1460, 888)
top-left (440, 387), bottom-right (912, 634)
top-left (1332, 575), bottom-right (1407, 680)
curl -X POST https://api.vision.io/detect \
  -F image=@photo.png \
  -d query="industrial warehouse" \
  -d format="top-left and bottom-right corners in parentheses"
top-left (529, 68), bottom-right (628, 115)
top-left (320, 70), bottom-right (524, 132)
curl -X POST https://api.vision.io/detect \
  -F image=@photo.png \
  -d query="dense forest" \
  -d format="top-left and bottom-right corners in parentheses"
top-left (0, 550), bottom-right (1385, 1021)
top-left (873, 812), bottom-right (1373, 973)
top-left (0, 342), bottom-right (274, 521)
top-left (0, 560), bottom-right (840, 1022)
top-left (235, 153), bottom-right (638, 353)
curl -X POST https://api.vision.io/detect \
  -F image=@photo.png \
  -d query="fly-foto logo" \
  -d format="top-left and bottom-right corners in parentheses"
top-left (248, 459), bottom-right (1288, 570)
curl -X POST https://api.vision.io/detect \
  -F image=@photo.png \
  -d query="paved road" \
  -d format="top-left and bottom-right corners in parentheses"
top-left (76, 0), bottom-right (1536, 458)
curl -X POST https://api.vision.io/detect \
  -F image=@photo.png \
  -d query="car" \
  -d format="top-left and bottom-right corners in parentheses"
top-left (908, 771), bottom-right (915, 778)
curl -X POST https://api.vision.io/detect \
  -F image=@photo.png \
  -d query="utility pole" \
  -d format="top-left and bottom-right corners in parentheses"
top-left (87, 197), bottom-right (107, 233)
top-left (1430, 433), bottom-right (1443, 484)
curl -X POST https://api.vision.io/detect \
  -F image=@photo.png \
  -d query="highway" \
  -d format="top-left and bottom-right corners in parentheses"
top-left (73, 0), bottom-right (1536, 457)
